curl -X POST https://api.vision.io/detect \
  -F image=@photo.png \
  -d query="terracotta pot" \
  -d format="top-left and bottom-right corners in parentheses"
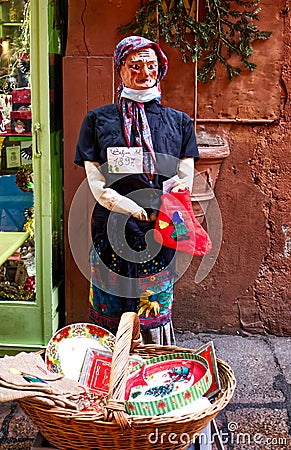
top-left (192, 132), bottom-right (230, 223)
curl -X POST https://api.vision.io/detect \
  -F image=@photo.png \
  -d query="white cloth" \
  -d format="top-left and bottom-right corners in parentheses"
top-left (162, 396), bottom-right (211, 417)
top-left (141, 320), bottom-right (176, 345)
top-left (120, 86), bottom-right (161, 103)
top-left (177, 157), bottom-right (194, 191)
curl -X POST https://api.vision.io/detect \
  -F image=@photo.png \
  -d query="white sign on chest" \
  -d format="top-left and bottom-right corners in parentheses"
top-left (107, 147), bottom-right (143, 174)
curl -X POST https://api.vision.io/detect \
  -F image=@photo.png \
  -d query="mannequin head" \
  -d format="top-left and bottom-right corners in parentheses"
top-left (114, 36), bottom-right (168, 89)
top-left (119, 47), bottom-right (158, 90)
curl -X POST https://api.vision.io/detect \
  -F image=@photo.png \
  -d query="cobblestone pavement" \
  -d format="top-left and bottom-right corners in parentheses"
top-left (176, 332), bottom-right (291, 450)
top-left (0, 333), bottom-right (290, 449)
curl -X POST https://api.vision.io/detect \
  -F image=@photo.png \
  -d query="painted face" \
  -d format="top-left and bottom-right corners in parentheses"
top-left (120, 48), bottom-right (159, 90)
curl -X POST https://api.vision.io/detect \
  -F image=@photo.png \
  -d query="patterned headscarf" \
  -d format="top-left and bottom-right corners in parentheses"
top-left (114, 36), bottom-right (168, 180)
top-left (114, 36), bottom-right (168, 82)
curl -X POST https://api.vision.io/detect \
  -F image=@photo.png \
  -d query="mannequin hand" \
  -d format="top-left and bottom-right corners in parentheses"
top-left (132, 208), bottom-right (149, 221)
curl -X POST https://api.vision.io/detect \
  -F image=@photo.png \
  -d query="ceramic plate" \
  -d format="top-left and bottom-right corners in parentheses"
top-left (123, 352), bottom-right (212, 416)
top-left (45, 323), bottom-right (115, 381)
top-left (125, 358), bottom-right (200, 401)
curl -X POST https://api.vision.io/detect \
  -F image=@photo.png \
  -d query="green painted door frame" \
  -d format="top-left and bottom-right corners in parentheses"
top-left (0, 1), bottom-right (60, 355)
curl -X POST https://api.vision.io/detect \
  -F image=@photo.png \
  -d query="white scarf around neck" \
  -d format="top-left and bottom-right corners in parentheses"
top-left (120, 86), bottom-right (161, 103)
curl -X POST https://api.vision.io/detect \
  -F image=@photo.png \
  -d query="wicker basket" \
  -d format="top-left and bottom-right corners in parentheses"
top-left (19, 313), bottom-right (236, 450)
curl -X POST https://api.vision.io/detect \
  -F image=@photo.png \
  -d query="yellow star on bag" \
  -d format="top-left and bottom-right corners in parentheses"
top-left (158, 219), bottom-right (169, 229)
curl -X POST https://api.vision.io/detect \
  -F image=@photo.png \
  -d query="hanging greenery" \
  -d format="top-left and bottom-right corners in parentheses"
top-left (119, 0), bottom-right (271, 82)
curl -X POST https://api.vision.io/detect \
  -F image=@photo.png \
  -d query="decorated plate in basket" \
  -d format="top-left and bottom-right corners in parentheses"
top-left (45, 323), bottom-right (115, 381)
top-left (124, 352), bottom-right (212, 416)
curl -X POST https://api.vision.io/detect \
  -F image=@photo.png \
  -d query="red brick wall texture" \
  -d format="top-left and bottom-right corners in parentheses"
top-left (63, 0), bottom-right (291, 335)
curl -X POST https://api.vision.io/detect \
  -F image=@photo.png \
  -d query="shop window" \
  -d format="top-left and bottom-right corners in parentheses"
top-left (0, 0), bottom-right (34, 301)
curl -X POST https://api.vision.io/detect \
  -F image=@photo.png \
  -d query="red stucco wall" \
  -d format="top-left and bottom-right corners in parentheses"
top-left (64, 0), bottom-right (291, 335)
top-left (174, 0), bottom-right (291, 335)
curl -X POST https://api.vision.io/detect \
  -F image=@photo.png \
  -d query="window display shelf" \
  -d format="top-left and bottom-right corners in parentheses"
top-left (0, 22), bottom-right (22, 26)
top-left (0, 132), bottom-right (32, 137)
top-left (0, 230), bottom-right (29, 265)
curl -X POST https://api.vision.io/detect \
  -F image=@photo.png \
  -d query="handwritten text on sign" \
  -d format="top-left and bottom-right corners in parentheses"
top-left (107, 147), bottom-right (143, 174)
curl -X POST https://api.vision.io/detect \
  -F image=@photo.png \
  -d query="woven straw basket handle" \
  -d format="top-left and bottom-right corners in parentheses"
top-left (104, 312), bottom-right (142, 428)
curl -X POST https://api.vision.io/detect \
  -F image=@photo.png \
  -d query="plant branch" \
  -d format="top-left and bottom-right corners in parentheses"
top-left (119, 0), bottom-right (272, 82)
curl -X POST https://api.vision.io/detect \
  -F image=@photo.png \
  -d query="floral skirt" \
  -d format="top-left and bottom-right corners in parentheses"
top-left (89, 210), bottom-right (176, 342)
top-left (89, 245), bottom-right (175, 336)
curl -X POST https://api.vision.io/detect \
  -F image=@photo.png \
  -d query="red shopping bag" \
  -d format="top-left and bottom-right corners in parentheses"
top-left (154, 188), bottom-right (212, 256)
